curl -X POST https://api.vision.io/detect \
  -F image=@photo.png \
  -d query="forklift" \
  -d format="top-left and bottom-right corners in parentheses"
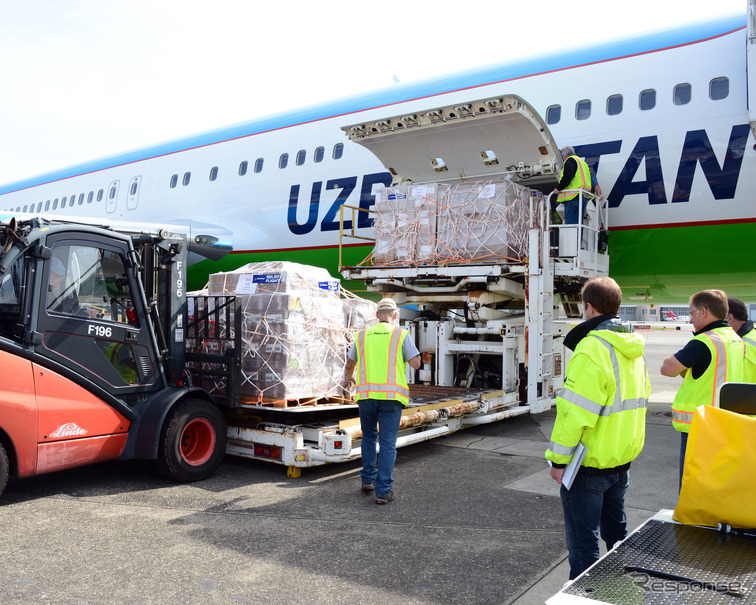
top-left (0, 215), bottom-right (231, 498)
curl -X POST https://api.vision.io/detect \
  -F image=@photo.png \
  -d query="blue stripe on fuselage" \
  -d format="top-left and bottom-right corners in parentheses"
top-left (0, 15), bottom-right (745, 195)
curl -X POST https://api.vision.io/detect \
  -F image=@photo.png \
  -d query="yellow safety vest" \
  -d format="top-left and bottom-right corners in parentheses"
top-left (742, 327), bottom-right (756, 383)
top-left (546, 329), bottom-right (650, 469)
top-left (671, 326), bottom-right (744, 432)
top-left (355, 323), bottom-right (411, 407)
top-left (557, 155), bottom-right (591, 203)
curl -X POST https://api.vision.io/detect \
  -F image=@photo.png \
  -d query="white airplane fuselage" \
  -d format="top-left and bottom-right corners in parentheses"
top-left (0, 15), bottom-right (753, 302)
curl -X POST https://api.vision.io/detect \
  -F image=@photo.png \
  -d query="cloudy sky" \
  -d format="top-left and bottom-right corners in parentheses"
top-left (0, 0), bottom-right (745, 186)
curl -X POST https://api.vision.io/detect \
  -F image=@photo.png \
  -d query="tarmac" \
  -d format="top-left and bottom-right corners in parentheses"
top-left (0, 327), bottom-right (688, 605)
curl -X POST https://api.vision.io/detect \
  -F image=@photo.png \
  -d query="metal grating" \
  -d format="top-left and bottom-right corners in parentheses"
top-left (564, 520), bottom-right (756, 603)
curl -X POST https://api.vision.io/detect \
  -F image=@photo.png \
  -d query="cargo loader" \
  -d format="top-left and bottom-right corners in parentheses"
top-left (0, 95), bottom-right (608, 496)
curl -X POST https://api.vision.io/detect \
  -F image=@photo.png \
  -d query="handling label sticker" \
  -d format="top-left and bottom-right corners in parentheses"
top-left (318, 280), bottom-right (339, 292)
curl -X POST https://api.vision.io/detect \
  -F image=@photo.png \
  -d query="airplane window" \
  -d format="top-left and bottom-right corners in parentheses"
top-left (37, 202), bottom-right (42, 212)
top-left (97, 189), bottom-right (103, 202)
top-left (239, 161), bottom-right (248, 176)
top-left (61, 196), bottom-right (67, 208)
top-left (673, 83), bottom-right (691, 105)
top-left (546, 105), bottom-right (561, 125)
top-left (279, 153), bottom-right (289, 169)
top-left (333, 143), bottom-right (344, 160)
top-left (88, 191), bottom-right (94, 203)
top-left (22, 205), bottom-right (28, 213)
top-left (109, 186), bottom-right (117, 200)
top-left (209, 166), bottom-right (218, 181)
top-left (710, 77), bottom-right (729, 100)
top-left (170, 174), bottom-right (178, 188)
top-left (296, 150), bottom-right (306, 166)
top-left (183, 172), bottom-right (191, 186)
top-left (53, 199), bottom-right (59, 210)
top-left (607, 95), bottom-right (623, 116)
top-left (78, 193), bottom-right (85, 205)
top-left (254, 158), bottom-right (264, 173)
top-left (44, 200), bottom-right (50, 211)
top-left (576, 100), bottom-right (591, 120)
top-left (314, 146), bottom-right (324, 163)
top-left (639, 89), bottom-right (656, 110)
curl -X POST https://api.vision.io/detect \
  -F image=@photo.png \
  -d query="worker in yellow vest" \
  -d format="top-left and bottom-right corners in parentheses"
top-left (344, 298), bottom-right (421, 505)
top-left (727, 297), bottom-right (756, 382)
top-left (546, 276), bottom-right (649, 580)
top-left (551, 145), bottom-right (591, 225)
top-left (661, 289), bottom-right (744, 488)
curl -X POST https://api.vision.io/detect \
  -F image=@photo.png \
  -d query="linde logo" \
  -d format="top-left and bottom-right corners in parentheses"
top-left (49, 423), bottom-right (88, 438)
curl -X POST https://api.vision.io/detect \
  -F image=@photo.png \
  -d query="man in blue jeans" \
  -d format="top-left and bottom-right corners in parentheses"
top-left (545, 277), bottom-right (649, 579)
top-left (345, 298), bottom-right (421, 504)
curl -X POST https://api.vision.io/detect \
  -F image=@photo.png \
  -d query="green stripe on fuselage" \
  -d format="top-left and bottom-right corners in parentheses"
top-left (188, 223), bottom-right (756, 304)
top-left (610, 222), bottom-right (756, 303)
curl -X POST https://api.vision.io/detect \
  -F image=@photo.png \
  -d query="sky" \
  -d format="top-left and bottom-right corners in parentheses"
top-left (0, 0), bottom-right (746, 187)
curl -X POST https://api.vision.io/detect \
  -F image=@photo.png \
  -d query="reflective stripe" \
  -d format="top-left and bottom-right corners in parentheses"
top-left (672, 409), bottom-right (693, 425)
top-left (548, 441), bottom-right (577, 457)
top-left (593, 335), bottom-right (649, 413)
top-left (357, 329), bottom-right (367, 385)
top-left (559, 387), bottom-right (604, 416)
top-left (744, 336), bottom-right (756, 348)
top-left (386, 327), bottom-right (402, 386)
top-left (699, 331), bottom-right (727, 405)
top-left (355, 383), bottom-right (410, 398)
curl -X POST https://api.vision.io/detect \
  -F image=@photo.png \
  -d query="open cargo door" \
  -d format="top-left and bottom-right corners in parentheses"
top-left (341, 94), bottom-right (561, 192)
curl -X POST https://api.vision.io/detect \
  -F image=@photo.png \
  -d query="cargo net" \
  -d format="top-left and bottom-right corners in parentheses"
top-left (188, 261), bottom-right (376, 407)
top-left (368, 180), bottom-right (531, 266)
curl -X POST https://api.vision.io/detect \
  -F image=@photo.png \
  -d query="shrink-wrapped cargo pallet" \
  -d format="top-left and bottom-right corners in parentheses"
top-left (189, 261), bottom-right (376, 406)
top-left (371, 180), bottom-right (530, 266)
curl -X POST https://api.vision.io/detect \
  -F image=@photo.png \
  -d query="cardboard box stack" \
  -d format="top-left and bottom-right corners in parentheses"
top-left (372, 179), bottom-right (530, 266)
top-left (373, 183), bottom-right (449, 265)
top-left (203, 261), bottom-right (375, 404)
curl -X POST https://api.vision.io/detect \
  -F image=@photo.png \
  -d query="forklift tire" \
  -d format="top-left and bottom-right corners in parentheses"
top-left (0, 442), bottom-right (8, 499)
top-left (154, 398), bottom-right (226, 483)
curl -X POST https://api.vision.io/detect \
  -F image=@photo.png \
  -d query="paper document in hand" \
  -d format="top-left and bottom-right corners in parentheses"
top-left (562, 442), bottom-right (587, 490)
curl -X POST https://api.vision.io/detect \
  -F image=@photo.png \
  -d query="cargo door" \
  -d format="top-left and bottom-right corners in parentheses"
top-left (341, 94), bottom-right (562, 191)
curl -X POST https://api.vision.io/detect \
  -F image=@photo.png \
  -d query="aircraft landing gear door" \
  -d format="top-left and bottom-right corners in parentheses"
top-left (36, 235), bottom-right (158, 394)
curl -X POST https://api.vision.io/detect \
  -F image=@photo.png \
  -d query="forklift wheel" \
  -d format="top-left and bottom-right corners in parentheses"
top-left (154, 399), bottom-right (226, 482)
top-left (0, 442), bottom-right (8, 499)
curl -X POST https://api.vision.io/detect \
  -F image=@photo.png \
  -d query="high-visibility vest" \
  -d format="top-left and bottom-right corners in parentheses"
top-left (355, 323), bottom-right (410, 406)
top-left (671, 326), bottom-right (744, 432)
top-left (546, 329), bottom-right (649, 469)
top-left (742, 327), bottom-right (756, 383)
top-left (557, 155), bottom-right (590, 203)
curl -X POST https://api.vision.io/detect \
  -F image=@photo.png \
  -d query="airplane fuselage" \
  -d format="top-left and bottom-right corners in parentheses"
top-left (0, 16), bottom-right (753, 302)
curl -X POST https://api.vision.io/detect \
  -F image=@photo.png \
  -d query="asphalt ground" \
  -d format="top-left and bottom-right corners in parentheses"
top-left (0, 327), bottom-right (690, 605)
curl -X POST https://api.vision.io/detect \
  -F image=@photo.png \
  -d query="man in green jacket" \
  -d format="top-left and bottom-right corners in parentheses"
top-left (546, 276), bottom-right (650, 580)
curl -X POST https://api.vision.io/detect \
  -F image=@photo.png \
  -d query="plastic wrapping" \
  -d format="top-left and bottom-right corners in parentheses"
top-left (190, 261), bottom-right (376, 405)
top-left (371, 180), bottom-right (530, 266)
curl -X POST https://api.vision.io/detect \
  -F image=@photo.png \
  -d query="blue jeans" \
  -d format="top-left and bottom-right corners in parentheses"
top-left (564, 198), bottom-right (581, 224)
top-left (359, 398), bottom-right (403, 498)
top-left (560, 470), bottom-right (629, 580)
